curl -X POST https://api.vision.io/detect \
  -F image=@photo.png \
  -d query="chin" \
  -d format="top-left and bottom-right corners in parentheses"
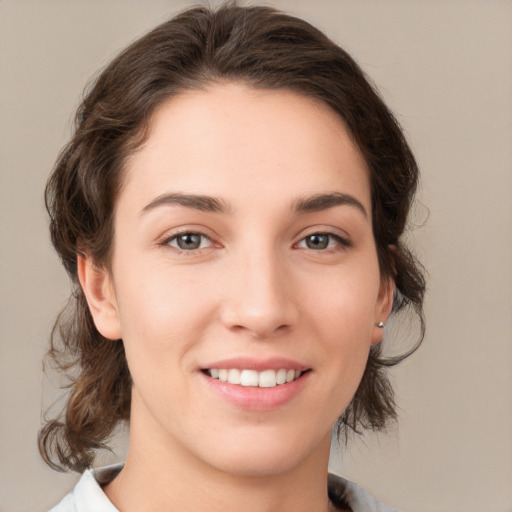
top-left (195, 426), bottom-right (329, 478)
top-left (208, 450), bottom-right (306, 478)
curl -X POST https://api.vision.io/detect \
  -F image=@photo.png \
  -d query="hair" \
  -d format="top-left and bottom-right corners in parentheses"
top-left (40, 1), bottom-right (425, 473)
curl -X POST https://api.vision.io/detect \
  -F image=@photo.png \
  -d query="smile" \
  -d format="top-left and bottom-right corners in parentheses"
top-left (204, 368), bottom-right (304, 388)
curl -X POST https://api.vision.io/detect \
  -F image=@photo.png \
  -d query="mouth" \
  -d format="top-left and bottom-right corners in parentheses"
top-left (202, 368), bottom-right (308, 388)
top-left (200, 359), bottom-right (311, 411)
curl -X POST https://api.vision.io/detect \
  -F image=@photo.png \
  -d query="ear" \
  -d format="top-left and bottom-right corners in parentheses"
top-left (77, 254), bottom-right (122, 340)
top-left (371, 275), bottom-right (395, 346)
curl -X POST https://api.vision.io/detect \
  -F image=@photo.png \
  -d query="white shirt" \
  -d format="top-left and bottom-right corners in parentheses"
top-left (49, 464), bottom-right (400, 512)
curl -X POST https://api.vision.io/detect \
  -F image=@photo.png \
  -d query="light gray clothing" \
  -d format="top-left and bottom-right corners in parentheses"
top-left (49, 463), bottom-right (400, 512)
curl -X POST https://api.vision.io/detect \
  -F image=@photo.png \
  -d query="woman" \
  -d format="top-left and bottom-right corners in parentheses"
top-left (40, 3), bottom-right (425, 511)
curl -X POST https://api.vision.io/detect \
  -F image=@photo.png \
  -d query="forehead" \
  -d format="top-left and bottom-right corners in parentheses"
top-left (122, 83), bottom-right (371, 213)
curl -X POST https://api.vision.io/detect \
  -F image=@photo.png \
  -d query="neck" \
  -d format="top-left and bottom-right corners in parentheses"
top-left (104, 397), bottom-right (335, 512)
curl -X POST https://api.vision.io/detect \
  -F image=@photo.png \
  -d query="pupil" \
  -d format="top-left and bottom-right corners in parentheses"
top-left (178, 233), bottom-right (200, 250)
top-left (307, 234), bottom-right (328, 249)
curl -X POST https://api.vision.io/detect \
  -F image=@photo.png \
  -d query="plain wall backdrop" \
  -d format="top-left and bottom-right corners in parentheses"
top-left (0, 1), bottom-right (511, 511)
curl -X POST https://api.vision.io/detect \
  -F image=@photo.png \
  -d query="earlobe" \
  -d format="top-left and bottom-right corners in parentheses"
top-left (77, 255), bottom-right (122, 340)
top-left (371, 277), bottom-right (395, 346)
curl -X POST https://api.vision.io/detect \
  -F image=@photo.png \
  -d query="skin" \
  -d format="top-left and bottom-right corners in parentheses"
top-left (78, 83), bottom-right (394, 512)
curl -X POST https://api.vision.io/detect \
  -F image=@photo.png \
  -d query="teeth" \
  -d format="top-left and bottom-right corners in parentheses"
top-left (240, 369), bottom-right (259, 387)
top-left (259, 369), bottom-right (276, 388)
top-left (206, 368), bottom-right (303, 387)
top-left (228, 369), bottom-right (241, 384)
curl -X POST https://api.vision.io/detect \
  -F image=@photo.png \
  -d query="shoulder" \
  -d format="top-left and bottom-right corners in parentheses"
top-left (328, 473), bottom-right (401, 512)
top-left (48, 464), bottom-right (122, 512)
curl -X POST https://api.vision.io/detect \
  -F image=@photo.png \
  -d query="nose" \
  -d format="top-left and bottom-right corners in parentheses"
top-left (219, 246), bottom-right (299, 339)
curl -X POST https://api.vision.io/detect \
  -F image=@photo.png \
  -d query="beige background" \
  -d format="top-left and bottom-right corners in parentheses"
top-left (1, 1), bottom-right (511, 511)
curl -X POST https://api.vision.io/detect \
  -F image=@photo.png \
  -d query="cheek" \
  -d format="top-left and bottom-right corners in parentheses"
top-left (112, 262), bottom-right (219, 385)
top-left (303, 260), bottom-right (380, 391)
top-left (305, 261), bottom-right (380, 337)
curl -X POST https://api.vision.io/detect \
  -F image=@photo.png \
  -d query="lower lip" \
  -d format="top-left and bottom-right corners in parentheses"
top-left (201, 371), bottom-right (310, 411)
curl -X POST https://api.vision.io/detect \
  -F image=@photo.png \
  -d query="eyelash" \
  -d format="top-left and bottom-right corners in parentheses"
top-left (160, 231), bottom-right (214, 256)
top-left (296, 232), bottom-right (351, 251)
top-left (160, 230), bottom-right (351, 256)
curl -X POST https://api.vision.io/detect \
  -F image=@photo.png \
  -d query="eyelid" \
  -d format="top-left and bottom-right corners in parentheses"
top-left (156, 225), bottom-right (352, 256)
top-left (158, 228), bottom-right (219, 255)
top-left (294, 229), bottom-right (352, 251)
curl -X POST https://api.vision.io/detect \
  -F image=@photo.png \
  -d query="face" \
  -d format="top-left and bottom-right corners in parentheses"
top-left (81, 83), bottom-right (393, 477)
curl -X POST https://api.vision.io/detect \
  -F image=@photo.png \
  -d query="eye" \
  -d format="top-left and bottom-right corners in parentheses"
top-left (297, 232), bottom-right (349, 251)
top-left (165, 232), bottom-right (212, 251)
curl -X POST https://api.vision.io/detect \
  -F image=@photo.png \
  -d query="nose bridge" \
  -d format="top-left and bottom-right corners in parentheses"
top-left (221, 235), bottom-right (297, 338)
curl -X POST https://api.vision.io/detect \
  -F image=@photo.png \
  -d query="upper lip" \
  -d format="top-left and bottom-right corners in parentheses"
top-left (201, 357), bottom-right (309, 372)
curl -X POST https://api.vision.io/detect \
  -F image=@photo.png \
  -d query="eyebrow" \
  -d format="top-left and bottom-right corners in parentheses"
top-left (141, 193), bottom-right (232, 215)
top-left (140, 191), bottom-right (367, 218)
top-left (292, 192), bottom-right (368, 218)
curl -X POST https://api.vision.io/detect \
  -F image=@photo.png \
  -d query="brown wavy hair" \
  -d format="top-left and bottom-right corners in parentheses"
top-left (39, 2), bottom-right (426, 472)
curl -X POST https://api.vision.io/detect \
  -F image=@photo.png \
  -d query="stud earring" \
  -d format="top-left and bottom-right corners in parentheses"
top-left (375, 321), bottom-right (385, 328)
